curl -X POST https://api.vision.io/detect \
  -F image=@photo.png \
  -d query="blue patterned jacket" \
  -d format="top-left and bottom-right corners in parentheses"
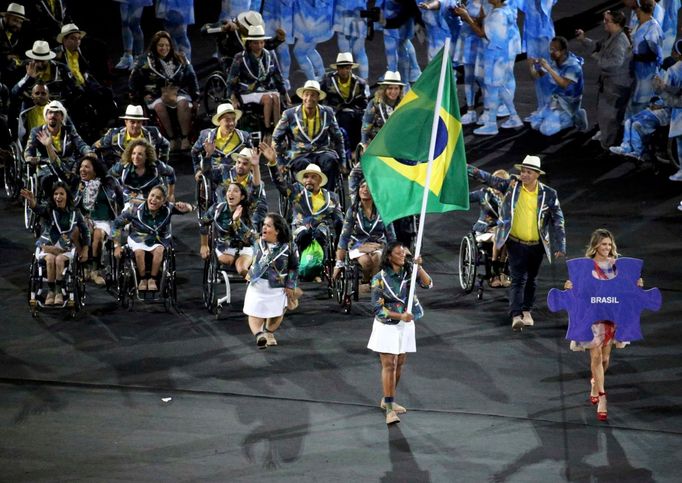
top-left (32, 203), bottom-right (91, 250)
top-left (109, 162), bottom-right (176, 205)
top-left (94, 126), bottom-right (170, 162)
top-left (338, 204), bottom-right (396, 251)
top-left (112, 201), bottom-right (186, 249)
top-left (272, 104), bottom-right (347, 167)
top-left (469, 187), bottom-right (504, 233)
top-left (247, 238), bottom-right (299, 289)
top-left (226, 48), bottom-right (287, 99)
top-left (191, 127), bottom-right (252, 174)
top-left (468, 166), bottom-right (566, 260)
top-left (210, 167), bottom-right (268, 229)
top-left (371, 264), bottom-right (432, 325)
top-left (199, 200), bottom-right (256, 250)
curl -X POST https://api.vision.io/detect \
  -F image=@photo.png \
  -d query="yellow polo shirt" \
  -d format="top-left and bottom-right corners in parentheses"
top-left (338, 77), bottom-right (351, 100)
top-left (65, 49), bottom-right (85, 86)
top-left (26, 106), bottom-right (45, 132)
top-left (311, 191), bottom-right (325, 212)
top-left (215, 129), bottom-right (239, 154)
top-left (302, 107), bottom-right (320, 138)
top-left (124, 130), bottom-right (143, 145)
top-left (510, 183), bottom-right (539, 242)
top-left (51, 128), bottom-right (62, 152)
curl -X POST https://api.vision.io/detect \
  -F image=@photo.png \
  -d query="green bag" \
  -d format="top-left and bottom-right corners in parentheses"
top-left (298, 239), bottom-right (324, 280)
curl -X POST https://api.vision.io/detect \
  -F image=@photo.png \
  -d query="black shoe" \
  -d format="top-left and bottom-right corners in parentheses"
top-left (256, 331), bottom-right (267, 349)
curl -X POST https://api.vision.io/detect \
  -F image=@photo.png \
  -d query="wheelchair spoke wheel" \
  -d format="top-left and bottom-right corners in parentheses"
top-left (334, 267), bottom-right (346, 305)
top-left (23, 175), bottom-right (36, 231)
top-left (195, 175), bottom-right (212, 218)
top-left (4, 144), bottom-right (21, 199)
top-left (203, 73), bottom-right (227, 115)
top-left (458, 234), bottom-right (477, 294)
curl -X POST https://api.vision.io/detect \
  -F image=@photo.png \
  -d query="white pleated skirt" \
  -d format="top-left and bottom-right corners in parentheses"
top-left (243, 278), bottom-right (287, 318)
top-left (367, 318), bottom-right (416, 355)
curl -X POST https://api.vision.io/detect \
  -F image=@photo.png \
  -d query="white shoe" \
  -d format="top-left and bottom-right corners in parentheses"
top-left (474, 123), bottom-right (498, 136)
top-left (591, 130), bottom-right (602, 142)
top-left (497, 104), bottom-right (511, 117)
top-left (522, 311), bottom-right (534, 326)
top-left (677, 200), bottom-right (682, 211)
top-left (115, 54), bottom-right (133, 70)
top-left (476, 111), bottom-right (491, 125)
top-left (461, 110), bottom-right (478, 125)
top-left (669, 168), bottom-right (682, 181)
top-left (512, 315), bottom-right (524, 331)
top-left (523, 110), bottom-right (541, 123)
top-left (609, 145), bottom-right (632, 156)
top-left (500, 115), bottom-right (523, 129)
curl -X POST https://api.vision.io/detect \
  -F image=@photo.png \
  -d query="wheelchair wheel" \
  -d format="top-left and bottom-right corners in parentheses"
top-left (66, 258), bottom-right (86, 317)
top-left (23, 173), bottom-right (37, 231)
top-left (203, 254), bottom-right (220, 314)
top-left (161, 248), bottom-right (178, 312)
top-left (323, 237), bottom-right (337, 299)
top-left (103, 239), bottom-right (118, 291)
top-left (333, 266), bottom-right (346, 305)
top-left (203, 72), bottom-right (228, 115)
top-left (458, 233), bottom-right (477, 294)
top-left (195, 174), bottom-right (212, 218)
top-left (335, 172), bottom-right (347, 215)
top-left (118, 254), bottom-right (136, 310)
top-left (27, 255), bottom-right (40, 317)
top-left (4, 142), bottom-right (21, 199)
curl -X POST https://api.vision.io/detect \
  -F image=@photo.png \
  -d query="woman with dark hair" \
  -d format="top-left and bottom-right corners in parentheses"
top-left (199, 182), bottom-right (255, 278)
top-left (21, 181), bottom-right (91, 306)
top-left (368, 241), bottom-right (432, 425)
top-left (110, 139), bottom-right (176, 206)
top-left (243, 213), bottom-right (299, 349)
top-left (334, 181), bottom-right (396, 288)
top-left (112, 185), bottom-right (194, 292)
top-left (76, 154), bottom-right (124, 285)
top-left (576, 10), bottom-right (633, 149)
top-left (360, 71), bottom-right (405, 148)
top-left (129, 30), bottom-right (199, 151)
top-left (564, 228), bottom-right (644, 422)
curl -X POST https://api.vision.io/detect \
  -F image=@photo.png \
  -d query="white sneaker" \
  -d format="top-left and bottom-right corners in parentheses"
top-left (591, 130), bottom-right (602, 142)
top-left (609, 145), bottom-right (632, 156)
top-left (669, 168), bottom-right (682, 181)
top-left (522, 311), bottom-right (534, 326)
top-left (512, 315), bottom-right (524, 331)
top-left (497, 104), bottom-right (511, 117)
top-left (115, 54), bottom-right (133, 70)
top-left (461, 110), bottom-right (478, 125)
top-left (500, 115), bottom-right (523, 129)
top-left (474, 123), bottom-right (499, 136)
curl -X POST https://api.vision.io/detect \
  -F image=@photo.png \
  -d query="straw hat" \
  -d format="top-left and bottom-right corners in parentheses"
top-left (211, 103), bottom-right (242, 126)
top-left (295, 80), bottom-right (326, 100)
top-left (514, 155), bottom-right (545, 175)
top-left (231, 147), bottom-right (253, 163)
top-left (330, 52), bottom-right (359, 69)
top-left (56, 23), bottom-right (86, 43)
top-left (295, 163), bottom-right (328, 187)
top-left (1, 3), bottom-right (29, 21)
top-left (25, 40), bottom-right (56, 60)
top-left (119, 105), bottom-right (149, 120)
top-left (43, 100), bottom-right (67, 119)
top-left (244, 25), bottom-right (271, 41)
top-left (237, 10), bottom-right (264, 28)
top-left (379, 71), bottom-right (405, 86)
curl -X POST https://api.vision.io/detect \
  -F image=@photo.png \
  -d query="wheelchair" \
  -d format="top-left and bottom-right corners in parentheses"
top-left (202, 239), bottom-right (249, 317)
top-left (3, 140), bottom-right (22, 200)
top-left (28, 249), bottom-right (86, 318)
top-left (203, 70), bottom-right (229, 117)
top-left (116, 244), bottom-right (178, 312)
top-left (458, 232), bottom-right (509, 301)
top-left (195, 172), bottom-right (213, 219)
top-left (333, 254), bottom-right (361, 314)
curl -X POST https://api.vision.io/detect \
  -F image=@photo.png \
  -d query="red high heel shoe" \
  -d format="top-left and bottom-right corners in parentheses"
top-left (597, 392), bottom-right (608, 421)
top-left (589, 378), bottom-right (599, 405)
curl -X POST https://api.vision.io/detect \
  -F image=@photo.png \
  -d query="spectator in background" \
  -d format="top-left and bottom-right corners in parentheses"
top-left (156, 0), bottom-right (194, 62)
top-left (0, 3), bottom-right (31, 86)
top-left (114, 0), bottom-right (153, 71)
top-left (628, 0), bottom-right (663, 115)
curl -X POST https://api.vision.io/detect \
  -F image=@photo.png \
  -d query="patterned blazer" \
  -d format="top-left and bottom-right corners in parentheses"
top-left (113, 201), bottom-right (186, 249)
top-left (210, 168), bottom-right (268, 229)
top-left (361, 98), bottom-right (398, 145)
top-left (109, 162), bottom-right (176, 204)
top-left (469, 187), bottom-right (504, 233)
top-left (32, 203), bottom-right (90, 250)
top-left (247, 238), bottom-right (299, 289)
top-left (338, 204), bottom-right (396, 251)
top-left (129, 53), bottom-right (200, 104)
top-left (226, 48), bottom-right (287, 99)
top-left (371, 264), bottom-right (432, 325)
top-left (272, 104), bottom-right (347, 167)
top-left (199, 200), bottom-right (256, 250)
top-left (191, 127), bottom-right (252, 174)
top-left (268, 164), bottom-right (343, 234)
top-left (468, 166), bottom-right (566, 260)
top-left (94, 126), bottom-right (170, 162)
top-left (320, 71), bottom-right (369, 113)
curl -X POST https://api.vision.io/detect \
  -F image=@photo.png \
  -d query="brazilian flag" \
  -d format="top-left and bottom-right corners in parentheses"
top-left (360, 48), bottom-right (469, 225)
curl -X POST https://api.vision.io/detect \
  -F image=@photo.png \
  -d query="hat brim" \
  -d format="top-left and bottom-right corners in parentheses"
top-left (330, 62), bottom-right (359, 69)
top-left (1, 12), bottom-right (29, 21)
top-left (513, 163), bottom-right (545, 175)
top-left (244, 35), bottom-right (271, 41)
top-left (295, 169), bottom-right (328, 187)
top-left (211, 109), bottom-right (243, 126)
top-left (237, 12), bottom-right (263, 27)
top-left (119, 115), bottom-right (149, 121)
top-left (379, 80), bottom-right (405, 86)
top-left (295, 87), bottom-right (326, 100)
top-left (25, 50), bottom-right (56, 60)
top-left (56, 30), bottom-right (86, 43)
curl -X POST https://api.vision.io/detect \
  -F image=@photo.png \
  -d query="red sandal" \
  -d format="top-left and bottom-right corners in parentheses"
top-left (589, 378), bottom-right (599, 405)
top-left (597, 392), bottom-right (608, 421)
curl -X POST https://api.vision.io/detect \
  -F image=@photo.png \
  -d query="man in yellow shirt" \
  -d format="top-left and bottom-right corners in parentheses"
top-left (468, 156), bottom-right (566, 331)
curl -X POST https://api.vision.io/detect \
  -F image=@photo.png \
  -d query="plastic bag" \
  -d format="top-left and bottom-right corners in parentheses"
top-left (298, 240), bottom-right (324, 280)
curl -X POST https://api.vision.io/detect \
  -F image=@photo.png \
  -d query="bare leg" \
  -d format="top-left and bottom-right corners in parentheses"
top-left (380, 353), bottom-right (398, 399)
top-left (217, 253), bottom-right (235, 268)
top-left (176, 100), bottom-right (192, 138)
top-left (356, 253), bottom-right (373, 283)
top-left (262, 94), bottom-right (273, 129)
top-left (44, 253), bottom-right (56, 282)
top-left (92, 229), bottom-right (104, 258)
top-left (395, 353), bottom-right (407, 389)
top-left (235, 254), bottom-right (252, 278)
top-left (134, 249), bottom-right (146, 278)
top-left (265, 315), bottom-right (284, 332)
top-left (368, 252), bottom-right (382, 277)
top-left (150, 246), bottom-right (165, 278)
top-left (272, 94), bottom-right (281, 126)
top-left (55, 253), bottom-right (68, 282)
top-left (153, 104), bottom-right (174, 139)
top-left (248, 315), bottom-right (265, 335)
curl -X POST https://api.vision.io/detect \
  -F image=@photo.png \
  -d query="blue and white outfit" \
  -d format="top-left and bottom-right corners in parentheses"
top-left (453, 0), bottom-right (483, 117)
top-left (334, 0), bottom-right (370, 79)
top-left (520, 0), bottom-right (557, 112)
top-left (660, 0), bottom-right (681, 55)
top-left (292, 0), bottom-right (334, 81)
top-left (474, 3), bottom-right (522, 134)
top-left (115, 0), bottom-right (153, 58)
top-left (220, 0), bottom-right (252, 21)
top-left (530, 52), bottom-right (587, 136)
top-left (628, 2), bottom-right (665, 32)
top-left (630, 17), bottom-right (663, 115)
top-left (665, 60), bottom-right (682, 157)
top-left (261, 0), bottom-right (293, 87)
top-left (610, 97), bottom-right (670, 159)
top-left (156, 0), bottom-right (195, 61)
top-left (382, 0), bottom-right (420, 85)
top-left (421, 8), bottom-right (449, 62)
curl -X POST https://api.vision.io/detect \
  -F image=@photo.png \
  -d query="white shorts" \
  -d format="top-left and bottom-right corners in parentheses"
top-left (127, 238), bottom-right (163, 252)
top-left (349, 247), bottom-right (382, 260)
top-left (216, 246), bottom-right (254, 258)
top-left (241, 91), bottom-right (278, 104)
top-left (36, 247), bottom-right (75, 261)
top-left (92, 220), bottom-right (112, 238)
top-left (367, 318), bottom-right (416, 355)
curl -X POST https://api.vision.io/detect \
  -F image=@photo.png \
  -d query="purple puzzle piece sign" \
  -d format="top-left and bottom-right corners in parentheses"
top-left (547, 258), bottom-right (662, 342)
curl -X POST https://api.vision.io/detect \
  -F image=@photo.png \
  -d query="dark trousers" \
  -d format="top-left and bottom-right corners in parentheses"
top-left (290, 151), bottom-right (339, 192)
top-left (506, 239), bottom-right (545, 317)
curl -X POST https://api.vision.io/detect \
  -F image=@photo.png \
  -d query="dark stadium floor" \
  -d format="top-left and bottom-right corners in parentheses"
top-left (0, 1), bottom-right (681, 481)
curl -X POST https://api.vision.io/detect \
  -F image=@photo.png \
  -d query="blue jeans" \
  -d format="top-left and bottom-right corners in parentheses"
top-left (506, 239), bottom-right (545, 317)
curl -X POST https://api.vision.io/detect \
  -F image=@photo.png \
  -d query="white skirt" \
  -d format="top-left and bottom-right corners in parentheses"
top-left (349, 247), bottom-right (382, 260)
top-left (92, 220), bottom-right (112, 238)
top-left (241, 91), bottom-right (278, 104)
top-left (243, 278), bottom-right (287, 318)
top-left (367, 318), bottom-right (416, 355)
top-left (127, 238), bottom-right (163, 252)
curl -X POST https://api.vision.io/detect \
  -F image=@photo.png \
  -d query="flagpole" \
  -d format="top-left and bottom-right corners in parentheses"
top-left (406, 38), bottom-right (451, 314)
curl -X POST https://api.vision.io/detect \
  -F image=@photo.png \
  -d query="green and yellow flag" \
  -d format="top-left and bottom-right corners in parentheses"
top-left (360, 48), bottom-right (469, 225)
